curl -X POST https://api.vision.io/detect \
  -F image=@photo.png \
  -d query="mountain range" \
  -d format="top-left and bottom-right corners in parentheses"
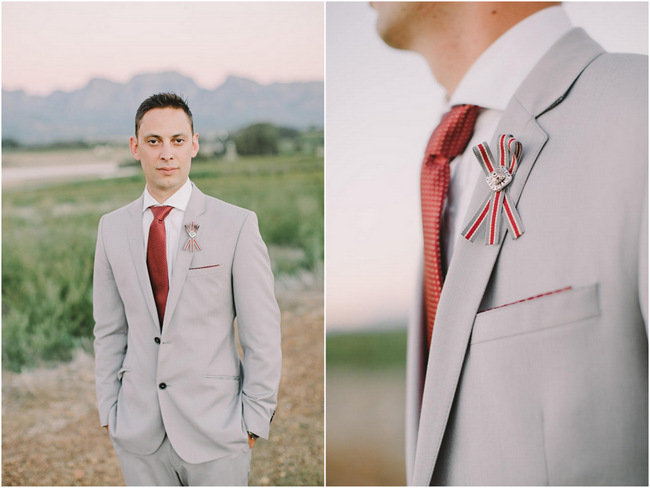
top-left (2, 71), bottom-right (324, 145)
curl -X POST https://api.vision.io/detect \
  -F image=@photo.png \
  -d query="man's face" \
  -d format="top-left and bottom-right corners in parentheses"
top-left (370, 2), bottom-right (448, 51)
top-left (130, 107), bottom-right (199, 203)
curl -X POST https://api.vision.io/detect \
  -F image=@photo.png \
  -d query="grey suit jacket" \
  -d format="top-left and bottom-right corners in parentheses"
top-left (93, 184), bottom-right (281, 464)
top-left (406, 29), bottom-right (648, 485)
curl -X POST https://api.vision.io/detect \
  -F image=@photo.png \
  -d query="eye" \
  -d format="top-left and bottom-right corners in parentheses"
top-left (147, 139), bottom-right (159, 145)
top-left (174, 138), bottom-right (185, 144)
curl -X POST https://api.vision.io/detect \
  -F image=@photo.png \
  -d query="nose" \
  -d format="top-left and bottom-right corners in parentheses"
top-left (160, 141), bottom-right (174, 161)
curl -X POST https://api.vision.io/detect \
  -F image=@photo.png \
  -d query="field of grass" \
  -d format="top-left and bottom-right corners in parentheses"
top-left (326, 328), bottom-right (407, 371)
top-left (2, 152), bottom-right (323, 372)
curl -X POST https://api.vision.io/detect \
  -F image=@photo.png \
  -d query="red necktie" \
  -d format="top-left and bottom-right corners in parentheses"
top-left (147, 205), bottom-right (173, 328)
top-left (421, 104), bottom-right (480, 350)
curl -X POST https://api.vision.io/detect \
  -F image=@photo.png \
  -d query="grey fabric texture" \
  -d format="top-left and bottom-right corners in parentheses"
top-left (407, 28), bottom-right (648, 485)
top-left (112, 435), bottom-right (251, 486)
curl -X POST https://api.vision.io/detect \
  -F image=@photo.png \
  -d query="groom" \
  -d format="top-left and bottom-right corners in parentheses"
top-left (93, 93), bottom-right (282, 485)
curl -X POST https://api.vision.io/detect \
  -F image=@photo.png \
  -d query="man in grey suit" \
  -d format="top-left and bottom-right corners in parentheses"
top-left (372, 2), bottom-right (647, 485)
top-left (93, 93), bottom-right (281, 485)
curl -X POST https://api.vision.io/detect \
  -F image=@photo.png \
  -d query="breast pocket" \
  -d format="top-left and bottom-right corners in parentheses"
top-left (187, 264), bottom-right (225, 278)
top-left (470, 283), bottom-right (600, 345)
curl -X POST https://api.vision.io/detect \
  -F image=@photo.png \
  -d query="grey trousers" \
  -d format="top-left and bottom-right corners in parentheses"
top-left (111, 435), bottom-right (251, 486)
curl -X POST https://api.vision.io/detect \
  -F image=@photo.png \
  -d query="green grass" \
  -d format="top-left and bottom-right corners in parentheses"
top-left (3, 153), bottom-right (323, 372)
top-left (326, 329), bottom-right (407, 371)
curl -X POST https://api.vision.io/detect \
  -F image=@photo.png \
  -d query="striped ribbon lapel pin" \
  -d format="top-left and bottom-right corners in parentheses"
top-left (462, 134), bottom-right (525, 245)
top-left (183, 222), bottom-right (202, 252)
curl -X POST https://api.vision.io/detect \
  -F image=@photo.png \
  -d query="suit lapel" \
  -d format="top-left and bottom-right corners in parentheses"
top-left (161, 185), bottom-right (207, 332)
top-left (412, 28), bottom-right (605, 485)
top-left (126, 197), bottom-right (161, 329)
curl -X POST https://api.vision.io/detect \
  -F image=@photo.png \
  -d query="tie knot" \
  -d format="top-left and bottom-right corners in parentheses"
top-left (426, 104), bottom-right (480, 159)
top-left (150, 205), bottom-right (173, 222)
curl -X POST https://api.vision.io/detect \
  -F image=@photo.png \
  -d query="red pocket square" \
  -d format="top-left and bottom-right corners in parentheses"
top-left (480, 286), bottom-right (572, 313)
top-left (188, 264), bottom-right (220, 270)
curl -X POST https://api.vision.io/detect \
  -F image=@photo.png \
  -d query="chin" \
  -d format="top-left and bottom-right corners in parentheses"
top-left (374, 6), bottom-right (415, 50)
top-left (377, 25), bottom-right (411, 51)
top-left (156, 178), bottom-right (179, 192)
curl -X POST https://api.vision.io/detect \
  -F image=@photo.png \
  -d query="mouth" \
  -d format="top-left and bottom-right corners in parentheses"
top-left (157, 167), bottom-right (178, 176)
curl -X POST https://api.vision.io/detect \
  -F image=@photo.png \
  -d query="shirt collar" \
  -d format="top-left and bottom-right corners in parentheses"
top-left (449, 6), bottom-right (572, 111)
top-left (142, 178), bottom-right (193, 212)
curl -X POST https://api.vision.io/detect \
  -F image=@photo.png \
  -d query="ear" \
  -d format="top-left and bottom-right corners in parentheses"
top-left (129, 136), bottom-right (140, 160)
top-left (191, 133), bottom-right (200, 158)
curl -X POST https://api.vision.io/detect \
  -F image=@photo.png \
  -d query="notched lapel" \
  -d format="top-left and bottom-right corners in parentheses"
top-left (126, 199), bottom-right (161, 330)
top-left (412, 30), bottom-right (605, 486)
top-left (515, 28), bottom-right (604, 119)
top-left (162, 186), bottom-right (207, 332)
top-left (414, 101), bottom-right (549, 485)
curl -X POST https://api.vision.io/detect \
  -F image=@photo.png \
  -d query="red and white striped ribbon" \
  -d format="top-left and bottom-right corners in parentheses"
top-left (462, 134), bottom-right (525, 245)
top-left (183, 222), bottom-right (202, 252)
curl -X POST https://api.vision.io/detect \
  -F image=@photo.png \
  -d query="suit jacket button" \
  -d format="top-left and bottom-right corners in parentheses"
top-left (159, 382), bottom-right (167, 390)
top-left (154, 337), bottom-right (161, 344)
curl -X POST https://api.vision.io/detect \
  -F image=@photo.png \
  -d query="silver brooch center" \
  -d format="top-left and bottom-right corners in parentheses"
top-left (486, 166), bottom-right (513, 192)
top-left (188, 230), bottom-right (197, 238)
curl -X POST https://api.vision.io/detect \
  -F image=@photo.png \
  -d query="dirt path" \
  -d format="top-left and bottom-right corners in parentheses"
top-left (2, 286), bottom-right (323, 486)
top-left (326, 368), bottom-right (406, 486)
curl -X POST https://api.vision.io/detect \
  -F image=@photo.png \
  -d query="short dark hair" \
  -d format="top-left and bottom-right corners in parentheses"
top-left (134, 92), bottom-right (194, 137)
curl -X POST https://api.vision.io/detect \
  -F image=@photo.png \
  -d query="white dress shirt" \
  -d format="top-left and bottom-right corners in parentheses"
top-left (440, 6), bottom-right (572, 270)
top-left (142, 178), bottom-right (193, 281)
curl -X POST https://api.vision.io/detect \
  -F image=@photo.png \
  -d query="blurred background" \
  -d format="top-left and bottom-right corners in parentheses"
top-left (2, 2), bottom-right (323, 485)
top-left (325, 2), bottom-right (648, 485)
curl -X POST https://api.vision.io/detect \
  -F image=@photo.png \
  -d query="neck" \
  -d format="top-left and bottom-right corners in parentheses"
top-left (412, 3), bottom-right (559, 98)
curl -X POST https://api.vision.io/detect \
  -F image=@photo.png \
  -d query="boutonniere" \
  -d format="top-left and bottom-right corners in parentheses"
top-left (183, 221), bottom-right (201, 252)
top-left (461, 134), bottom-right (525, 245)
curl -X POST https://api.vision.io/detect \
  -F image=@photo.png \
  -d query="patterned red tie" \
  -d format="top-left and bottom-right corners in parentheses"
top-left (147, 205), bottom-right (174, 328)
top-left (421, 104), bottom-right (480, 350)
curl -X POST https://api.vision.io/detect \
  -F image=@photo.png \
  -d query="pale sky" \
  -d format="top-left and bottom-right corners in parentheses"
top-left (326, 2), bottom-right (649, 331)
top-left (2, 2), bottom-right (324, 96)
